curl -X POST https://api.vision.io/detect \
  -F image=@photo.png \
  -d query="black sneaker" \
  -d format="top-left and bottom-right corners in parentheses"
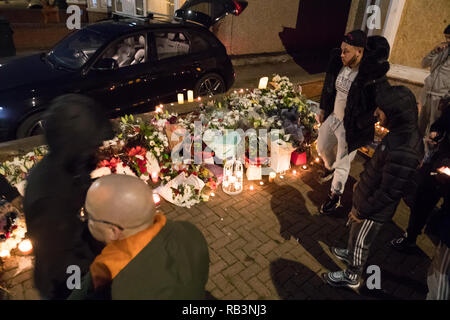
top-left (331, 247), bottom-right (351, 265)
top-left (318, 168), bottom-right (335, 183)
top-left (390, 235), bottom-right (417, 252)
top-left (323, 270), bottom-right (361, 289)
top-left (319, 193), bottom-right (342, 215)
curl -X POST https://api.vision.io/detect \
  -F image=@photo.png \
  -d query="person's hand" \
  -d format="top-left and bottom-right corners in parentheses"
top-left (348, 207), bottom-right (363, 224)
top-left (317, 110), bottom-right (325, 124)
top-left (11, 196), bottom-right (23, 211)
top-left (426, 131), bottom-right (439, 148)
top-left (433, 42), bottom-right (448, 53)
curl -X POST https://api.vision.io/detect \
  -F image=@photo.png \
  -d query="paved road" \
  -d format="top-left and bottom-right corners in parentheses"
top-left (0, 153), bottom-right (435, 300)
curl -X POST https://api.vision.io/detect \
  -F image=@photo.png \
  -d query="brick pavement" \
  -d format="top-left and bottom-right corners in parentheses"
top-left (0, 153), bottom-right (435, 300)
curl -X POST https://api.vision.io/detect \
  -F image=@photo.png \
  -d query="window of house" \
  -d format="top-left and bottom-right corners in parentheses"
top-left (154, 32), bottom-right (190, 60)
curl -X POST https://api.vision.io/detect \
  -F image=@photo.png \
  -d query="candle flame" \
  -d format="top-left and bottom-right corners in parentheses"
top-left (0, 249), bottom-right (10, 258)
top-left (153, 193), bottom-right (161, 205)
top-left (18, 239), bottom-right (33, 254)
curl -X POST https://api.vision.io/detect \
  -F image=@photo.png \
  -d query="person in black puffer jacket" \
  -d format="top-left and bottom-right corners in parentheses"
top-left (317, 32), bottom-right (391, 215)
top-left (323, 86), bottom-right (424, 289)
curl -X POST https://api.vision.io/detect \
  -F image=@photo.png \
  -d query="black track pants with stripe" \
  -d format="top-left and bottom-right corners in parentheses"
top-left (347, 219), bottom-right (384, 276)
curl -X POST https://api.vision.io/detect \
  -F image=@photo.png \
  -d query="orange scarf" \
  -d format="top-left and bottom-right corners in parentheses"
top-left (90, 214), bottom-right (167, 289)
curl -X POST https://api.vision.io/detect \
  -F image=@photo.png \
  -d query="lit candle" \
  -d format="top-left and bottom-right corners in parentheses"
top-left (0, 249), bottom-right (10, 258)
top-left (269, 172), bottom-right (276, 183)
top-left (293, 170), bottom-right (297, 174)
top-left (249, 185), bottom-right (254, 191)
top-left (438, 166), bottom-right (450, 176)
top-left (187, 90), bottom-right (194, 102)
top-left (210, 192), bottom-right (215, 197)
top-left (280, 175), bottom-right (284, 179)
top-left (151, 172), bottom-right (159, 183)
top-left (18, 239), bottom-right (33, 255)
top-left (258, 77), bottom-right (269, 89)
top-left (302, 165), bottom-right (308, 170)
top-left (315, 157), bottom-right (320, 163)
top-left (197, 97), bottom-right (201, 101)
top-left (177, 93), bottom-right (184, 104)
top-left (153, 193), bottom-right (161, 206)
top-left (260, 181), bottom-right (264, 185)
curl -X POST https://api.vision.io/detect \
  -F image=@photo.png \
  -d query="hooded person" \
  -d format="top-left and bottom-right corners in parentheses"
top-left (68, 174), bottom-right (210, 300)
top-left (391, 96), bottom-right (450, 252)
top-left (323, 86), bottom-right (424, 289)
top-left (418, 24), bottom-right (450, 138)
top-left (23, 94), bottom-right (114, 300)
top-left (317, 31), bottom-right (391, 215)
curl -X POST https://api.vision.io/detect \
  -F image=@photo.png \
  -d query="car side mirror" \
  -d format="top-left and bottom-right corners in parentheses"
top-left (94, 58), bottom-right (118, 71)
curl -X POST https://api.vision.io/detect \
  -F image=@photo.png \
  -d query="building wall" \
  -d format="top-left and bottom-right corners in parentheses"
top-left (213, 0), bottom-right (300, 56)
top-left (390, 0), bottom-right (450, 69)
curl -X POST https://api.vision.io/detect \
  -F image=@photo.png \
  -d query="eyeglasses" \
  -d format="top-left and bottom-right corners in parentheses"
top-left (79, 206), bottom-right (125, 231)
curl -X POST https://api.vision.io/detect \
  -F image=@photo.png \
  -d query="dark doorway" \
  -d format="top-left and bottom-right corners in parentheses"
top-left (279, 0), bottom-right (352, 74)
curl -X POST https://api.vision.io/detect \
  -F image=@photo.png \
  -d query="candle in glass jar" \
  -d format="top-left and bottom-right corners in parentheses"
top-left (258, 77), bottom-right (269, 89)
top-left (187, 90), bottom-right (194, 102)
top-left (177, 93), bottom-right (184, 104)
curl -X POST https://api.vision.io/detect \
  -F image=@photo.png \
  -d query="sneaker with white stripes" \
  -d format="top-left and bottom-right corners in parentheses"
top-left (323, 270), bottom-right (361, 289)
top-left (331, 247), bottom-right (351, 265)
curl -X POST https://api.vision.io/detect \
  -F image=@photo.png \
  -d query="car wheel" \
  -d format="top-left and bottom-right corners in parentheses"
top-left (194, 73), bottom-right (226, 97)
top-left (16, 113), bottom-right (46, 139)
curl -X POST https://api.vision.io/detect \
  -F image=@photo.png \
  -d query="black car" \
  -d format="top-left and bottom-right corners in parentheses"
top-left (0, 0), bottom-right (248, 142)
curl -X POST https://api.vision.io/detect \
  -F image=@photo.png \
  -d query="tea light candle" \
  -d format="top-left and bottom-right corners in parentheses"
top-left (151, 172), bottom-right (159, 183)
top-left (249, 185), bottom-right (254, 191)
top-left (177, 93), bottom-right (184, 104)
top-left (302, 165), bottom-right (308, 170)
top-left (269, 172), bottom-right (276, 182)
top-left (260, 181), bottom-right (264, 185)
top-left (0, 249), bottom-right (10, 258)
top-left (258, 77), bottom-right (269, 89)
top-left (18, 239), bottom-right (33, 255)
top-left (153, 193), bottom-right (161, 206)
top-left (187, 90), bottom-right (194, 102)
top-left (293, 170), bottom-right (297, 174)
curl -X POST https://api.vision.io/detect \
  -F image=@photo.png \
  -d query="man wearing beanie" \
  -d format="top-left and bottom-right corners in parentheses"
top-left (418, 24), bottom-right (450, 139)
top-left (324, 86), bottom-right (423, 289)
top-left (317, 30), bottom-right (391, 214)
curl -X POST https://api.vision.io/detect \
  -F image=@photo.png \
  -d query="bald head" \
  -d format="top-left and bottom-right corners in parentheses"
top-left (86, 175), bottom-right (156, 242)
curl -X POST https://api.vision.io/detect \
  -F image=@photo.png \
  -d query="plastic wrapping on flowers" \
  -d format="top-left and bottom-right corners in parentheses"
top-left (0, 75), bottom-right (318, 212)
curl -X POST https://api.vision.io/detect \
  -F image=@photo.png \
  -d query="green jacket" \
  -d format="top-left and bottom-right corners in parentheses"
top-left (68, 220), bottom-right (209, 300)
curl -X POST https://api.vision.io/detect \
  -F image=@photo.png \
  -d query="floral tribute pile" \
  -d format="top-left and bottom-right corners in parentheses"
top-left (0, 75), bottom-right (319, 257)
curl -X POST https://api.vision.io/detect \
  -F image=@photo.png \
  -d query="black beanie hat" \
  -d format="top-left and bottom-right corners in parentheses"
top-left (445, 24), bottom-right (450, 34)
top-left (343, 30), bottom-right (367, 48)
